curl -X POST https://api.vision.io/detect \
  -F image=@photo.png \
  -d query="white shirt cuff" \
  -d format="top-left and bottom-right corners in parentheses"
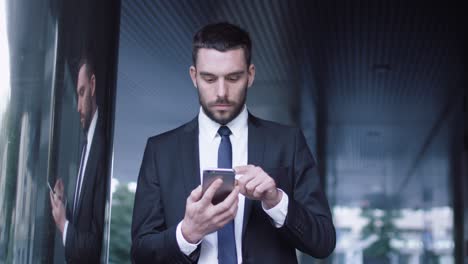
top-left (176, 220), bottom-right (201, 256)
top-left (262, 189), bottom-right (289, 228)
top-left (62, 220), bottom-right (69, 246)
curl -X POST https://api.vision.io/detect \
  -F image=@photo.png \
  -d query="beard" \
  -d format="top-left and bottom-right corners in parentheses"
top-left (81, 94), bottom-right (93, 133)
top-left (198, 81), bottom-right (248, 125)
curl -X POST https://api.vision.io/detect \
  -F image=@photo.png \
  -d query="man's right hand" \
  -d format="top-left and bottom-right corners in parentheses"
top-left (181, 179), bottom-right (239, 244)
top-left (50, 178), bottom-right (66, 234)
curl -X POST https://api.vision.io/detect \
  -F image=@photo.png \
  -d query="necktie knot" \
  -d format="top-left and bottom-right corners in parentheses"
top-left (218, 126), bottom-right (231, 137)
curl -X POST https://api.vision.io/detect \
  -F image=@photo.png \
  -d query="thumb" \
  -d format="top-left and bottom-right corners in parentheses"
top-left (188, 185), bottom-right (203, 203)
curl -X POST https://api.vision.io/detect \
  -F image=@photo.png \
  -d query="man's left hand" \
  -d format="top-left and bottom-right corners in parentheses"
top-left (234, 165), bottom-right (282, 209)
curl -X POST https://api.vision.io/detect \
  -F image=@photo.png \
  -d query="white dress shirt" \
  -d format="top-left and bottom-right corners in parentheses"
top-left (63, 108), bottom-right (98, 245)
top-left (176, 106), bottom-right (289, 263)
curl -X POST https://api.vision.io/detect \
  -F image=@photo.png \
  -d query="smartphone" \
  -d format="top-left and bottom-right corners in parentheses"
top-left (202, 168), bottom-right (235, 205)
top-left (47, 181), bottom-right (55, 194)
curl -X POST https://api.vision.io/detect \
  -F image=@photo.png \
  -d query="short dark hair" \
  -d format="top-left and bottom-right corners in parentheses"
top-left (73, 46), bottom-right (98, 102)
top-left (192, 22), bottom-right (252, 67)
top-left (77, 47), bottom-right (96, 80)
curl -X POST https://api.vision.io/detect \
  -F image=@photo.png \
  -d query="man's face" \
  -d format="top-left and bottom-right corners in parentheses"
top-left (190, 48), bottom-right (255, 125)
top-left (76, 64), bottom-right (95, 132)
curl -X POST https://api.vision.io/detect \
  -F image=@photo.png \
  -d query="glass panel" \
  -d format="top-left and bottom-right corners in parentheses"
top-left (0, 0), bottom-right (119, 263)
top-left (329, 111), bottom-right (461, 264)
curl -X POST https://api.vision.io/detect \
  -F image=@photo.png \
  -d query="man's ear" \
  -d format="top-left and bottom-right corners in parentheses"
top-left (247, 64), bottom-right (255, 88)
top-left (189, 66), bottom-right (197, 88)
top-left (90, 74), bottom-right (96, 96)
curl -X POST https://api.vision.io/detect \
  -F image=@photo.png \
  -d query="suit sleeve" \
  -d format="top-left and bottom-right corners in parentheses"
top-left (277, 129), bottom-right (336, 258)
top-left (131, 139), bottom-right (200, 264)
top-left (64, 157), bottom-right (106, 263)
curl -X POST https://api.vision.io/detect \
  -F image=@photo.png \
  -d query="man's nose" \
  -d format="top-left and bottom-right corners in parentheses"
top-left (216, 79), bottom-right (227, 98)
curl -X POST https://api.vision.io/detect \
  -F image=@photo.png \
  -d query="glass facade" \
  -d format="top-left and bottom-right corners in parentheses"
top-left (329, 106), bottom-right (464, 264)
top-left (0, 0), bottom-right (119, 263)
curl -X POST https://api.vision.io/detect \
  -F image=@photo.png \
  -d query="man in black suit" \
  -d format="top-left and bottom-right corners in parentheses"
top-left (131, 22), bottom-right (336, 264)
top-left (50, 54), bottom-right (107, 263)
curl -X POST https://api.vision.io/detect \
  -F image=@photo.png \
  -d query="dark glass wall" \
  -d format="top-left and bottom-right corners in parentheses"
top-left (0, 0), bottom-right (120, 263)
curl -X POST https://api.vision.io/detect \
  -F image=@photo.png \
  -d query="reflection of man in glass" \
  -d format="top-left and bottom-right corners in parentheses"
top-left (50, 53), bottom-right (106, 263)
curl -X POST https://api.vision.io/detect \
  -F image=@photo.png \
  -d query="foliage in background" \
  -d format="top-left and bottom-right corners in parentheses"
top-left (361, 208), bottom-right (401, 261)
top-left (359, 192), bottom-right (402, 263)
top-left (109, 184), bottom-right (135, 264)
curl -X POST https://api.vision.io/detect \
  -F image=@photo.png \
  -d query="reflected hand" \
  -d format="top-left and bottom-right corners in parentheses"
top-left (54, 178), bottom-right (65, 201)
top-left (181, 179), bottom-right (239, 243)
top-left (235, 165), bottom-right (282, 209)
top-left (50, 178), bottom-right (66, 234)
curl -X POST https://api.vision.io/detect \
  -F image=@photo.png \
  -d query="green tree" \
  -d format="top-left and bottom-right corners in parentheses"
top-left (361, 208), bottom-right (401, 263)
top-left (109, 184), bottom-right (135, 264)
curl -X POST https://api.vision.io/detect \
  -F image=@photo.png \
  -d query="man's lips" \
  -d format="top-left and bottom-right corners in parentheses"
top-left (212, 104), bottom-right (232, 109)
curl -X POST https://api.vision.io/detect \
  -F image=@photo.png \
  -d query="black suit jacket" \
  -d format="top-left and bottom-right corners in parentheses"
top-left (131, 114), bottom-right (336, 263)
top-left (65, 116), bottom-right (107, 263)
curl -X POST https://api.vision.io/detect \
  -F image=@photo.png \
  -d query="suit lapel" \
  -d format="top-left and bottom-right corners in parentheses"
top-left (242, 113), bottom-right (265, 238)
top-left (74, 128), bottom-right (99, 222)
top-left (180, 117), bottom-right (201, 200)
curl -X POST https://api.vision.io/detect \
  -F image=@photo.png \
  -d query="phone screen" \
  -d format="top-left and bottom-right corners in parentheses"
top-left (202, 169), bottom-right (235, 204)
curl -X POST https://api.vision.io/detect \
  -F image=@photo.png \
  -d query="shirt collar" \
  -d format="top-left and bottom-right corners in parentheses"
top-left (198, 105), bottom-right (248, 141)
top-left (86, 108), bottom-right (98, 145)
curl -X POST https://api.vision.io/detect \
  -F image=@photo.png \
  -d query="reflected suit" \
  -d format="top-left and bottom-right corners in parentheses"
top-left (64, 115), bottom-right (107, 263)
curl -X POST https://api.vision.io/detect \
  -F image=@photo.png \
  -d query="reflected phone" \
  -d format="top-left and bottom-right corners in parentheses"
top-left (202, 168), bottom-right (235, 205)
top-left (47, 181), bottom-right (55, 194)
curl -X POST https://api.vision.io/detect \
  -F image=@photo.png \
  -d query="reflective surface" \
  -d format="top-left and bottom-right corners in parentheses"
top-left (0, 0), bottom-right (120, 263)
top-left (0, 0), bottom-right (58, 261)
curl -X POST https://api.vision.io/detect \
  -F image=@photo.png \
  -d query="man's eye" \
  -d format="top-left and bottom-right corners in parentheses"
top-left (204, 78), bottom-right (215, 83)
top-left (227, 75), bottom-right (240, 82)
